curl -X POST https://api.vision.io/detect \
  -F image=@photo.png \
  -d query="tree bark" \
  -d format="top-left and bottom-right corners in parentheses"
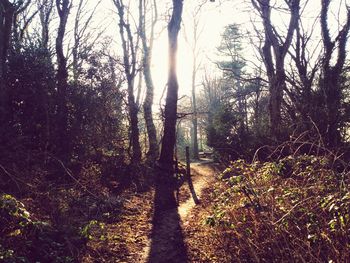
top-left (128, 79), bottom-right (142, 162)
top-left (55, 0), bottom-right (71, 157)
top-left (0, 1), bottom-right (15, 122)
top-left (188, 7), bottom-right (202, 160)
top-left (289, 20), bottom-right (317, 127)
top-left (191, 56), bottom-right (199, 159)
top-left (114, 0), bottom-right (142, 163)
top-left (252, 0), bottom-right (300, 140)
top-left (158, 0), bottom-right (184, 169)
top-left (38, 0), bottom-right (54, 50)
top-left (319, 0), bottom-right (350, 147)
top-left (139, 0), bottom-right (159, 161)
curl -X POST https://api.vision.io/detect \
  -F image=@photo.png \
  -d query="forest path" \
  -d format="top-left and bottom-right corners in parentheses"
top-left (139, 160), bottom-right (219, 263)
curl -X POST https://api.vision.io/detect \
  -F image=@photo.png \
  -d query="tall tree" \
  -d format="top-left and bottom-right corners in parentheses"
top-left (0, 0), bottom-right (33, 122)
top-left (319, 0), bottom-right (350, 147)
top-left (113, 0), bottom-right (142, 164)
top-left (0, 0), bottom-right (15, 122)
top-left (251, 0), bottom-right (300, 140)
top-left (187, 3), bottom-right (204, 160)
top-left (286, 13), bottom-right (320, 128)
top-left (12, 0), bottom-right (37, 47)
top-left (139, 0), bottom-right (159, 161)
top-left (158, 0), bottom-right (184, 168)
top-left (72, 0), bottom-right (102, 85)
top-left (55, 0), bottom-right (71, 157)
top-left (38, 0), bottom-right (54, 49)
top-left (217, 24), bottom-right (247, 136)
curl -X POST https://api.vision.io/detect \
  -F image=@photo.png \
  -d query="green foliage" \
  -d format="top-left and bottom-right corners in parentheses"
top-left (207, 103), bottom-right (237, 150)
top-left (69, 49), bottom-right (127, 165)
top-left (176, 124), bottom-right (191, 160)
top-left (80, 220), bottom-right (106, 241)
top-left (6, 45), bottom-right (56, 138)
top-left (0, 194), bottom-right (82, 263)
top-left (205, 23), bottom-right (270, 162)
top-left (204, 155), bottom-right (350, 261)
top-left (0, 42), bottom-right (128, 194)
top-left (0, 194), bottom-right (31, 230)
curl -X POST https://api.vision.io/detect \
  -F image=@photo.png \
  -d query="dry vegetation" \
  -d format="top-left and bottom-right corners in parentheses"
top-left (184, 155), bottom-right (350, 262)
top-left (0, 161), bottom-right (201, 263)
top-left (0, 160), bottom-right (154, 262)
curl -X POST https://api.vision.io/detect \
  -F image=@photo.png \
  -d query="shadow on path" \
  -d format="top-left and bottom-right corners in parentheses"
top-left (146, 171), bottom-right (189, 263)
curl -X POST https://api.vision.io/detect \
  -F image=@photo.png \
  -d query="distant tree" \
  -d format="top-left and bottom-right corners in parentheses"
top-left (113, 0), bottom-right (142, 164)
top-left (12, 0), bottom-right (39, 47)
top-left (251, 0), bottom-right (300, 140)
top-left (217, 24), bottom-right (247, 136)
top-left (186, 3), bottom-right (205, 160)
top-left (69, 46), bottom-right (127, 167)
top-left (286, 11), bottom-right (320, 131)
top-left (0, 1), bottom-right (30, 123)
top-left (37, 0), bottom-right (54, 49)
top-left (72, 0), bottom-right (102, 86)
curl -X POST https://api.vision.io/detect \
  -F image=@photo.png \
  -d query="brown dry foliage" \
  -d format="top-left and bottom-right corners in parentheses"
top-left (185, 155), bottom-right (350, 262)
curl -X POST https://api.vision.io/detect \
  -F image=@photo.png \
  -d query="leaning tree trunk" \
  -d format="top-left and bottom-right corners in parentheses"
top-left (143, 55), bottom-right (159, 160)
top-left (158, 0), bottom-right (184, 169)
top-left (139, 0), bottom-right (159, 161)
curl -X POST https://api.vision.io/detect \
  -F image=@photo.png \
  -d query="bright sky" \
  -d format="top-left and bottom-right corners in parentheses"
top-left (83, 0), bottom-right (350, 107)
top-left (93, 0), bottom-right (244, 107)
top-left (150, 0), bottom-right (247, 104)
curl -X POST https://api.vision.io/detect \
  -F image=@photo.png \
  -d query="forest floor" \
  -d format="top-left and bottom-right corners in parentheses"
top-left (81, 159), bottom-right (221, 262)
top-left (2, 156), bottom-right (349, 262)
top-left (138, 160), bottom-right (220, 263)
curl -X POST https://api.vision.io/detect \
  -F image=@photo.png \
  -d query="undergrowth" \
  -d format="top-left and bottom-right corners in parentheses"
top-left (195, 155), bottom-right (349, 262)
top-left (0, 159), bottom-right (138, 263)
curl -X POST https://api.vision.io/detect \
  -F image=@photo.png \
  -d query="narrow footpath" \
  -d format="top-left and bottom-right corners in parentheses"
top-left (139, 160), bottom-right (219, 263)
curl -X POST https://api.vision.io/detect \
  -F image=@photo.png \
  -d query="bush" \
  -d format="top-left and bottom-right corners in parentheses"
top-left (202, 155), bottom-right (350, 262)
top-left (0, 194), bottom-right (81, 263)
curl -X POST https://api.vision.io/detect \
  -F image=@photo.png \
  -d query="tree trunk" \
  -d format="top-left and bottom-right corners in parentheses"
top-left (322, 72), bottom-right (342, 146)
top-left (128, 79), bottom-right (142, 163)
top-left (143, 58), bottom-right (159, 160)
top-left (0, 1), bottom-right (15, 122)
top-left (158, 0), bottom-right (184, 169)
top-left (192, 42), bottom-right (199, 160)
top-left (319, 0), bottom-right (350, 147)
top-left (139, 0), bottom-right (159, 161)
top-left (156, 0), bottom-right (183, 212)
top-left (39, 0), bottom-right (53, 50)
top-left (252, 0), bottom-right (300, 140)
top-left (55, 0), bottom-right (70, 158)
top-left (191, 55), bottom-right (199, 160)
top-left (114, 0), bottom-right (142, 164)
top-left (269, 72), bottom-right (285, 139)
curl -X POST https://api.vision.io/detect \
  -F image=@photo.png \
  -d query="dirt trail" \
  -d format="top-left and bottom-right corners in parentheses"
top-left (178, 162), bottom-right (216, 218)
top-left (139, 161), bottom-right (218, 263)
